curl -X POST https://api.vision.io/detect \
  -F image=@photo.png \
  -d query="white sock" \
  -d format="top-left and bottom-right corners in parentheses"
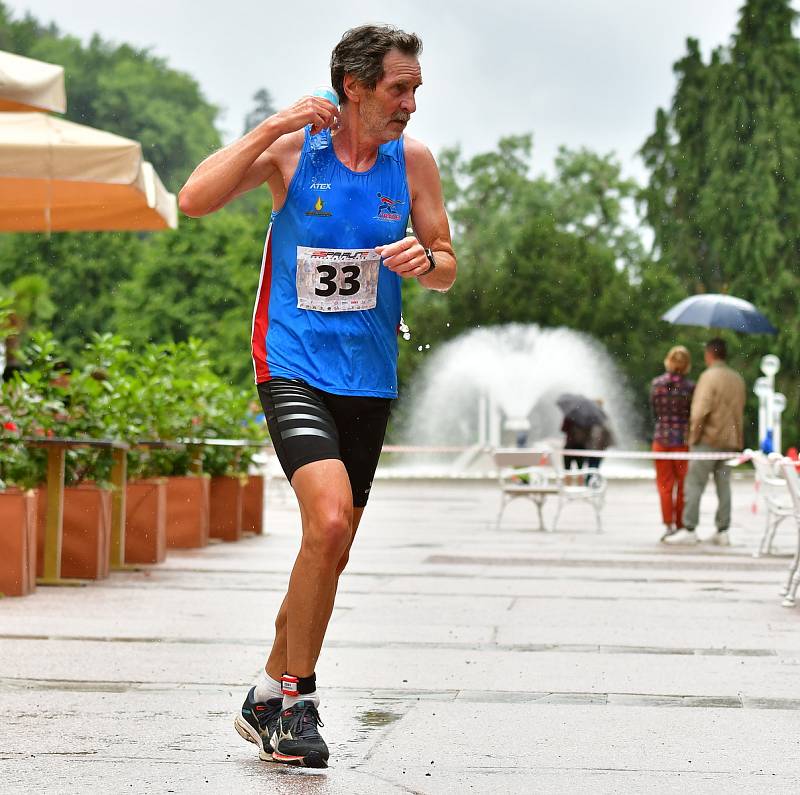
top-left (253, 670), bottom-right (283, 703)
top-left (283, 690), bottom-right (320, 709)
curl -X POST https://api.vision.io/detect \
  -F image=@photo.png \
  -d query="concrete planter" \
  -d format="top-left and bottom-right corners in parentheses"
top-left (165, 475), bottom-right (210, 549)
top-left (37, 485), bottom-right (112, 580)
top-left (209, 475), bottom-right (246, 542)
top-left (125, 479), bottom-right (167, 564)
top-left (242, 474), bottom-right (264, 535)
top-left (0, 489), bottom-right (38, 596)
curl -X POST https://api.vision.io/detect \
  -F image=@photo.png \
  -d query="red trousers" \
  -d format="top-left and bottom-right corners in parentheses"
top-left (653, 442), bottom-right (689, 527)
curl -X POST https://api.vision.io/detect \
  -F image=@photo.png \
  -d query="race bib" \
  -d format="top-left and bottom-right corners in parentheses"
top-left (296, 246), bottom-right (381, 312)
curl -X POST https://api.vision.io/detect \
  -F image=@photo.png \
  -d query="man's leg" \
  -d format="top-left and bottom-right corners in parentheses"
top-left (683, 454), bottom-right (714, 532)
top-left (713, 459), bottom-right (732, 532)
top-left (273, 459), bottom-right (353, 680)
top-left (247, 381), bottom-right (390, 767)
top-left (265, 502), bottom-right (365, 680)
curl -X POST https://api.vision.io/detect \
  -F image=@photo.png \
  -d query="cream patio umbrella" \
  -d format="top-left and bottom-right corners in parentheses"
top-left (0, 50), bottom-right (66, 113)
top-left (0, 112), bottom-right (177, 231)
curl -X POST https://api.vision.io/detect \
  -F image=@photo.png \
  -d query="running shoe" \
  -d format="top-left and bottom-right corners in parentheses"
top-left (233, 687), bottom-right (282, 760)
top-left (660, 525), bottom-right (677, 542)
top-left (662, 528), bottom-right (698, 545)
top-left (710, 531), bottom-right (731, 546)
top-left (271, 700), bottom-right (329, 768)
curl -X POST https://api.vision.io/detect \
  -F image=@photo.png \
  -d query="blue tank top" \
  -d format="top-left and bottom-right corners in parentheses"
top-left (251, 127), bottom-right (410, 398)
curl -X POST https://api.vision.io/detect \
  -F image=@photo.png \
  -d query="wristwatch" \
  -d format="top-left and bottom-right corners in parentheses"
top-left (420, 247), bottom-right (437, 276)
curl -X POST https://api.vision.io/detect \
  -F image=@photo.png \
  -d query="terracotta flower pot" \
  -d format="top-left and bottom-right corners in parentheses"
top-left (0, 489), bottom-right (38, 596)
top-left (209, 475), bottom-right (245, 542)
top-left (35, 484), bottom-right (112, 580)
top-left (242, 474), bottom-right (264, 535)
top-left (165, 476), bottom-right (210, 548)
top-left (36, 484), bottom-right (112, 580)
top-left (125, 479), bottom-right (167, 564)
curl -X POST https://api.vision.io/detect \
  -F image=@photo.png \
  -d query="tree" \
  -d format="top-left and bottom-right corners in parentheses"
top-left (399, 136), bottom-right (679, 411)
top-left (640, 0), bottom-right (800, 444)
top-left (114, 206), bottom-right (271, 386)
top-left (0, 3), bottom-right (221, 191)
top-left (0, 2), bottom-right (278, 387)
top-left (2, 275), bottom-right (56, 368)
top-left (243, 88), bottom-right (277, 135)
top-left (0, 232), bottom-right (143, 363)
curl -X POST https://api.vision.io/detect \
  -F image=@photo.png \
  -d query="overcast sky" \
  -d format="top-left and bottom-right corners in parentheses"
top-left (11, 0), bottom-right (790, 183)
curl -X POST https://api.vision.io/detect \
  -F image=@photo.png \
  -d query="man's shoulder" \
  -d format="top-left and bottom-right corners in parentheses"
top-left (696, 368), bottom-right (713, 385)
top-left (273, 129), bottom-right (306, 157)
top-left (728, 365), bottom-right (746, 390)
top-left (704, 362), bottom-right (745, 389)
top-left (265, 129), bottom-right (306, 183)
top-left (717, 362), bottom-right (745, 382)
top-left (403, 135), bottom-right (435, 164)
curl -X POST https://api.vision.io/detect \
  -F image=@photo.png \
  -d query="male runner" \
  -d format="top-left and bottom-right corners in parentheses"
top-left (178, 25), bottom-right (456, 768)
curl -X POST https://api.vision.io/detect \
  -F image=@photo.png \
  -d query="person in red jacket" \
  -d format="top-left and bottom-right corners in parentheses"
top-left (650, 346), bottom-right (695, 542)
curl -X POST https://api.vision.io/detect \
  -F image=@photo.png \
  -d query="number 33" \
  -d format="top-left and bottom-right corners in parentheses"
top-left (315, 264), bottom-right (361, 297)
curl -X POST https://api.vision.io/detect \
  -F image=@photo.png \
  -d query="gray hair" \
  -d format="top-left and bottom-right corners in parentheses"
top-left (330, 25), bottom-right (422, 105)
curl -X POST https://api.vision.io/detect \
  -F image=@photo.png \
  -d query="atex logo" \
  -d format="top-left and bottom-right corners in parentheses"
top-left (310, 182), bottom-right (332, 190)
top-left (310, 250), bottom-right (372, 261)
top-left (305, 196), bottom-right (332, 217)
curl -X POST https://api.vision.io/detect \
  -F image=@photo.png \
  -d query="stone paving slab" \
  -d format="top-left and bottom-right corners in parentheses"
top-left (365, 706), bottom-right (800, 794)
top-left (1, 477), bottom-right (800, 793)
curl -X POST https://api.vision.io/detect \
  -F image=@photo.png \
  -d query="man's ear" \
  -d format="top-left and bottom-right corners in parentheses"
top-left (343, 74), bottom-right (362, 104)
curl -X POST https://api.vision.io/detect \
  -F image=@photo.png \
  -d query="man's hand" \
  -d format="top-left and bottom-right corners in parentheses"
top-left (276, 96), bottom-right (338, 136)
top-left (375, 236), bottom-right (430, 278)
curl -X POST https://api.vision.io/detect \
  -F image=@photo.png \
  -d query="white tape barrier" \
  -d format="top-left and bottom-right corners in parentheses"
top-left (562, 448), bottom-right (748, 463)
top-left (381, 444), bottom-right (752, 464)
top-left (382, 445), bottom-right (473, 454)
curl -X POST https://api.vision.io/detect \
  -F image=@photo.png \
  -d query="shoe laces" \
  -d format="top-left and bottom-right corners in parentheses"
top-left (252, 697), bottom-right (282, 730)
top-left (287, 702), bottom-right (324, 739)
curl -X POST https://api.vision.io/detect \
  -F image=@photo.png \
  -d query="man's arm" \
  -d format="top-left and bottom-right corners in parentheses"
top-left (375, 138), bottom-right (456, 291)
top-left (688, 373), bottom-right (712, 446)
top-left (178, 97), bottom-right (338, 217)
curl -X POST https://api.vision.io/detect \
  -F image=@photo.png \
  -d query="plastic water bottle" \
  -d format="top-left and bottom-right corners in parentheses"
top-left (312, 86), bottom-right (339, 108)
top-left (312, 86), bottom-right (340, 137)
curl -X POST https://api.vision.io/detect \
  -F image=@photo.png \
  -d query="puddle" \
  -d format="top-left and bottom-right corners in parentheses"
top-left (356, 709), bottom-right (402, 729)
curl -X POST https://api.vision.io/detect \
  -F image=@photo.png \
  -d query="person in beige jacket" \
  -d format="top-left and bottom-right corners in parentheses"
top-left (665, 338), bottom-right (745, 545)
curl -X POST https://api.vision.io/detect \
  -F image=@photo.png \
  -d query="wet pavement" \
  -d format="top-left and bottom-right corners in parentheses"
top-left (2, 475), bottom-right (800, 793)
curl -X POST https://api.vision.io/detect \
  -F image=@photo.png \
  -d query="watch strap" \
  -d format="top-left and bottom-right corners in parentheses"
top-left (421, 248), bottom-right (437, 276)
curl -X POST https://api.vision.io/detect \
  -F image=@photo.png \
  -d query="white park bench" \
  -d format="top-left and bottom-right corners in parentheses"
top-left (748, 449), bottom-right (794, 557)
top-left (778, 458), bottom-right (800, 608)
top-left (492, 445), bottom-right (607, 533)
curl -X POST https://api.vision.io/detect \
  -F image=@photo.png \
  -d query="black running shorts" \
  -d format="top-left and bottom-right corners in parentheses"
top-left (257, 378), bottom-right (392, 508)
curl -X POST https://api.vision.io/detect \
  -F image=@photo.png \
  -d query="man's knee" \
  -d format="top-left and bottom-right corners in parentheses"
top-left (303, 509), bottom-right (353, 560)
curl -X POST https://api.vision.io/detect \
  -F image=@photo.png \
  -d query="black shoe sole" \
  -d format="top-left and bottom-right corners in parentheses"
top-left (272, 749), bottom-right (329, 769)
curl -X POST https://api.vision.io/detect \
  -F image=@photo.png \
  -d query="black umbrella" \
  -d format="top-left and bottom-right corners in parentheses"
top-left (556, 393), bottom-right (607, 429)
top-left (661, 294), bottom-right (777, 335)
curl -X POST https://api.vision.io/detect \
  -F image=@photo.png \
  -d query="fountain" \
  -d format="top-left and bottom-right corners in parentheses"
top-left (392, 323), bottom-right (642, 475)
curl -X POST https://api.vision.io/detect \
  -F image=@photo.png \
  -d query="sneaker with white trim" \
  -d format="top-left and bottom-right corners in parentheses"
top-left (271, 700), bottom-right (329, 768)
top-left (233, 687), bottom-right (282, 760)
top-left (662, 528), bottom-right (698, 545)
top-left (710, 531), bottom-right (731, 546)
top-left (660, 525), bottom-right (677, 542)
